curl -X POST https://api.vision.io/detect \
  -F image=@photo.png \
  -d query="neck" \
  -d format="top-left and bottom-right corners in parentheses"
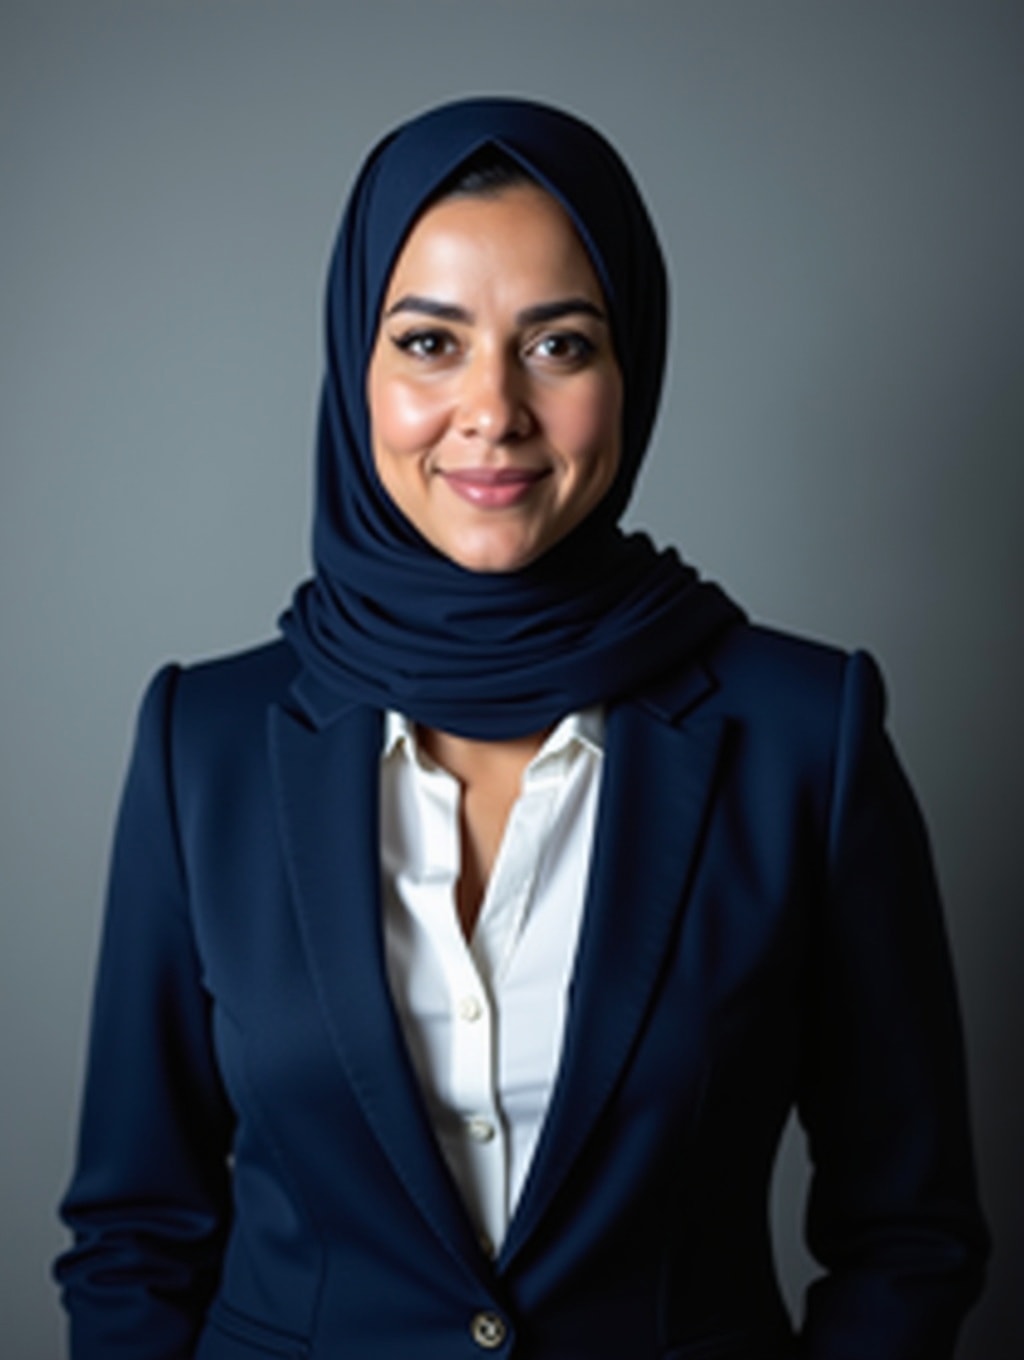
top-left (415, 723), bottom-right (552, 941)
top-left (415, 724), bottom-right (549, 788)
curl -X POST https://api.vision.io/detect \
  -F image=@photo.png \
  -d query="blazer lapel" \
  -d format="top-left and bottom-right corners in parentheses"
top-left (501, 677), bottom-right (727, 1266)
top-left (268, 701), bottom-right (488, 1284)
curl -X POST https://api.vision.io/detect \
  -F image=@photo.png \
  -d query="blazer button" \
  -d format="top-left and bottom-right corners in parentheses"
top-left (470, 1311), bottom-right (507, 1349)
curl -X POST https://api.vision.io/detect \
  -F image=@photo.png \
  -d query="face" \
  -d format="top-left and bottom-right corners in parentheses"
top-left (366, 184), bottom-right (623, 573)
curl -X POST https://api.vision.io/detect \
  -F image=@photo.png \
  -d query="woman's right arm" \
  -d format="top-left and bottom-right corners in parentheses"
top-left (55, 665), bottom-right (235, 1360)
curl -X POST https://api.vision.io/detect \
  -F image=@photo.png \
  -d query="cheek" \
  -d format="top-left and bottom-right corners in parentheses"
top-left (559, 377), bottom-right (623, 487)
top-left (369, 372), bottom-right (450, 461)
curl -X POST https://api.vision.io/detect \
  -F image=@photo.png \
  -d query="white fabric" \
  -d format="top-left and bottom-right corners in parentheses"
top-left (380, 708), bottom-right (604, 1255)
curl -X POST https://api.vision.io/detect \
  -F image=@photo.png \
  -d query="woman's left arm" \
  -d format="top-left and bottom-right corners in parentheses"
top-left (795, 651), bottom-right (989, 1359)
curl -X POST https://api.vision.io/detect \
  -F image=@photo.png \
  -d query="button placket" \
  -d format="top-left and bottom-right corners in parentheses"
top-left (458, 993), bottom-right (484, 1023)
top-left (445, 958), bottom-right (494, 1103)
top-left (464, 1115), bottom-right (496, 1143)
top-left (439, 936), bottom-right (506, 1248)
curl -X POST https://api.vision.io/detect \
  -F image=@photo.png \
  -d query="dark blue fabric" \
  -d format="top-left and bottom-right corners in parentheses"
top-left (280, 97), bottom-right (743, 737)
top-left (55, 634), bottom-right (989, 1355)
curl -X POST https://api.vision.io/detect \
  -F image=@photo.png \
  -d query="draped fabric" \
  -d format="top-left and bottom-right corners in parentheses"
top-left (281, 97), bottom-right (743, 737)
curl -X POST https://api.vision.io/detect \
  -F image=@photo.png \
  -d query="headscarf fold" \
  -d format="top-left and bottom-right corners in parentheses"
top-left (281, 97), bottom-right (742, 737)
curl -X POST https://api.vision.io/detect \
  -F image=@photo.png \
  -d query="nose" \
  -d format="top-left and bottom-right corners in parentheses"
top-left (456, 348), bottom-right (532, 444)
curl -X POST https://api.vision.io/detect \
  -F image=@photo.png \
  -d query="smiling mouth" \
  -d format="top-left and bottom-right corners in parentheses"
top-left (439, 467), bottom-right (550, 509)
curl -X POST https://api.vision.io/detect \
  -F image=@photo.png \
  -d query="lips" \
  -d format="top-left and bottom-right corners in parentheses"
top-left (439, 466), bottom-right (550, 509)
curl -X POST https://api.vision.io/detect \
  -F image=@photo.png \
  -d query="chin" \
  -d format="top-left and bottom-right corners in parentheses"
top-left (449, 552), bottom-right (538, 575)
top-left (442, 535), bottom-right (547, 575)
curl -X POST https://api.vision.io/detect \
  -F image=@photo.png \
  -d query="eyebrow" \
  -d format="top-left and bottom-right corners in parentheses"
top-left (383, 294), bottom-right (608, 327)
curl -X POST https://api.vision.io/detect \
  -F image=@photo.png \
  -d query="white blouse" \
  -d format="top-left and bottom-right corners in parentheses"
top-left (379, 708), bottom-right (604, 1256)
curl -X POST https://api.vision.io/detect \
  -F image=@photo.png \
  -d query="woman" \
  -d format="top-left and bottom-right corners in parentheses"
top-left (55, 97), bottom-right (988, 1359)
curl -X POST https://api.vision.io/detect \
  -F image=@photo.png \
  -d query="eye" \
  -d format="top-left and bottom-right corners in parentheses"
top-left (390, 327), bottom-right (459, 361)
top-left (528, 331), bottom-right (597, 366)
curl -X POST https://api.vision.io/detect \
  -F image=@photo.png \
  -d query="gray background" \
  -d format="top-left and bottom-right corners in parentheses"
top-left (2, 2), bottom-right (1021, 1355)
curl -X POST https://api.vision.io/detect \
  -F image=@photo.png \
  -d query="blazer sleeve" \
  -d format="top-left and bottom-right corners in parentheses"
top-left (795, 651), bottom-right (989, 1358)
top-left (55, 665), bottom-right (235, 1360)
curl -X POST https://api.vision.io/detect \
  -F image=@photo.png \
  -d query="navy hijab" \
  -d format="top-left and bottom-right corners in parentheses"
top-left (281, 97), bottom-right (742, 738)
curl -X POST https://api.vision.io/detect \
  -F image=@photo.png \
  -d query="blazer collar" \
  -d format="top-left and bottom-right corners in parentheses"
top-left (500, 674), bottom-right (725, 1264)
top-left (269, 661), bottom-right (726, 1276)
top-left (269, 702), bottom-right (492, 1287)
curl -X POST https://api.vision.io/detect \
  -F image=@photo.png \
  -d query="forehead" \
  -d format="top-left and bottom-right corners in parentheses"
top-left (381, 184), bottom-right (606, 304)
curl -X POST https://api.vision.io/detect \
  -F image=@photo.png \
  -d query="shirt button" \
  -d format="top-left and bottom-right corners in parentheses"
top-left (470, 1311), bottom-right (507, 1349)
top-left (464, 1116), bottom-right (496, 1143)
top-left (458, 995), bottom-right (483, 1022)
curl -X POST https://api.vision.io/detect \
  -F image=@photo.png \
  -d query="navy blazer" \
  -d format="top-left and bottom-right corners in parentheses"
top-left (56, 624), bottom-right (987, 1359)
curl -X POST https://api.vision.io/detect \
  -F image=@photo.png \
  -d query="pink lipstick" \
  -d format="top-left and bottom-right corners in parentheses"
top-left (440, 467), bottom-right (549, 509)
